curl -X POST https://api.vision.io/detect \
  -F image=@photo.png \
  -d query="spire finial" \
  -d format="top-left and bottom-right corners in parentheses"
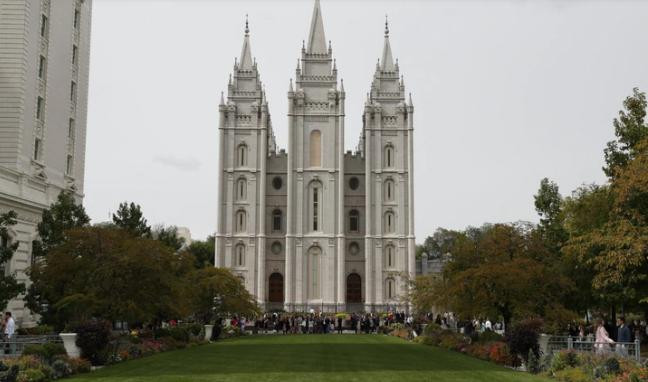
top-left (245, 14), bottom-right (249, 35)
top-left (385, 14), bottom-right (389, 36)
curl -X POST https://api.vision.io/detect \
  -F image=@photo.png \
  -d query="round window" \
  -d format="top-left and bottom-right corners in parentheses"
top-left (349, 177), bottom-right (359, 190)
top-left (348, 242), bottom-right (360, 255)
top-left (272, 176), bottom-right (282, 190)
top-left (271, 241), bottom-right (282, 254)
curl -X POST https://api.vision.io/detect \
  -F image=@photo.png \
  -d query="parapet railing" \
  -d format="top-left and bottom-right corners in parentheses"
top-left (0, 335), bottom-right (62, 358)
top-left (545, 335), bottom-right (641, 362)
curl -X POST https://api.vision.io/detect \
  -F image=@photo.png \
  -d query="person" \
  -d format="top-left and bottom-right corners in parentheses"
top-left (4, 312), bottom-right (15, 355)
top-left (337, 316), bottom-right (343, 334)
top-left (617, 317), bottom-right (631, 356)
top-left (595, 319), bottom-right (614, 354)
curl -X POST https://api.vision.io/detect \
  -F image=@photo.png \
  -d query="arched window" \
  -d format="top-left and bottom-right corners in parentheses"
top-left (385, 179), bottom-right (395, 201)
top-left (349, 209), bottom-right (360, 233)
top-left (235, 210), bottom-right (247, 232)
top-left (308, 247), bottom-right (321, 299)
top-left (309, 130), bottom-right (321, 167)
top-left (310, 183), bottom-right (322, 232)
top-left (384, 145), bottom-right (394, 168)
top-left (235, 244), bottom-right (245, 267)
top-left (272, 209), bottom-right (282, 232)
top-left (386, 278), bottom-right (396, 300)
top-left (237, 144), bottom-right (247, 167)
top-left (237, 178), bottom-right (247, 201)
top-left (386, 245), bottom-right (395, 268)
top-left (385, 211), bottom-right (395, 233)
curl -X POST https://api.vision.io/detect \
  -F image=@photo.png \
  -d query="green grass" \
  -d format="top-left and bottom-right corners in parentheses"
top-left (70, 334), bottom-right (550, 382)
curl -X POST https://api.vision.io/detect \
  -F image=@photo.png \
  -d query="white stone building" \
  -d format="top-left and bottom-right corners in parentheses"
top-left (0, 0), bottom-right (92, 325)
top-left (215, 0), bottom-right (415, 313)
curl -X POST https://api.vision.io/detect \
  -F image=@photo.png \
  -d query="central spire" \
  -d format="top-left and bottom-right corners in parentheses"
top-left (307, 0), bottom-right (327, 54)
top-left (239, 14), bottom-right (254, 70)
top-left (381, 15), bottom-right (395, 72)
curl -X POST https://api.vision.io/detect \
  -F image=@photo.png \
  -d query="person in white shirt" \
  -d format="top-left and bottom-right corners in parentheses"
top-left (4, 312), bottom-right (16, 354)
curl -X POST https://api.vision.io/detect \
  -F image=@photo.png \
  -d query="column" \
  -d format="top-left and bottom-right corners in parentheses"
top-left (336, 89), bottom-right (346, 309)
top-left (256, 109), bottom-right (268, 307)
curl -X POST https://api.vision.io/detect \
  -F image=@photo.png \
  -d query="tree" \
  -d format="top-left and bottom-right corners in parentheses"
top-left (188, 267), bottom-right (259, 324)
top-left (186, 235), bottom-right (215, 268)
top-left (534, 178), bottom-right (568, 250)
top-left (0, 211), bottom-right (26, 311)
top-left (153, 225), bottom-right (185, 252)
top-left (32, 192), bottom-right (90, 259)
top-left (112, 202), bottom-right (151, 238)
top-left (419, 228), bottom-right (462, 259)
top-left (604, 88), bottom-right (648, 178)
top-left (27, 227), bottom-right (192, 329)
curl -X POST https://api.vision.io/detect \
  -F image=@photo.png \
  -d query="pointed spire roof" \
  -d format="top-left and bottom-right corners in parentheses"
top-left (239, 15), bottom-right (254, 70)
top-left (307, 0), bottom-right (327, 54)
top-left (381, 15), bottom-right (395, 71)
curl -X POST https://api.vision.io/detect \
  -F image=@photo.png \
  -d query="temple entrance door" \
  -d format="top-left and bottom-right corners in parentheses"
top-left (268, 273), bottom-right (284, 303)
top-left (346, 273), bottom-right (362, 303)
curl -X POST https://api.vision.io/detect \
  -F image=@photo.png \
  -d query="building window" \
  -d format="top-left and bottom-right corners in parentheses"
top-left (348, 242), bottom-right (360, 256)
top-left (68, 119), bottom-right (75, 139)
top-left (271, 241), bottom-right (282, 255)
top-left (70, 81), bottom-right (77, 101)
top-left (349, 177), bottom-right (359, 190)
top-left (272, 176), bottom-right (282, 190)
top-left (272, 209), bottom-right (282, 232)
top-left (386, 245), bottom-right (395, 268)
top-left (349, 210), bottom-right (360, 233)
top-left (312, 186), bottom-right (320, 231)
top-left (66, 155), bottom-right (73, 175)
top-left (237, 144), bottom-right (247, 167)
top-left (385, 179), bottom-right (395, 201)
top-left (236, 178), bottom-right (247, 201)
top-left (235, 210), bottom-right (246, 233)
top-left (235, 244), bottom-right (245, 266)
top-left (74, 9), bottom-right (80, 29)
top-left (41, 15), bottom-right (48, 37)
top-left (386, 278), bottom-right (396, 300)
top-left (308, 247), bottom-right (321, 299)
top-left (385, 145), bottom-right (394, 168)
top-left (36, 97), bottom-right (44, 120)
top-left (385, 211), bottom-right (395, 233)
top-left (38, 56), bottom-right (46, 79)
top-left (309, 130), bottom-right (321, 167)
top-left (72, 45), bottom-right (78, 66)
top-left (33, 138), bottom-right (41, 161)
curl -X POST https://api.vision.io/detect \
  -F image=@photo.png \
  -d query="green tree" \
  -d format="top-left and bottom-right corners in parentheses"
top-left (604, 88), bottom-right (648, 178)
top-left (153, 225), bottom-right (185, 251)
top-left (420, 228), bottom-right (462, 259)
top-left (186, 235), bottom-right (215, 268)
top-left (534, 178), bottom-right (568, 250)
top-left (0, 211), bottom-right (26, 311)
top-left (112, 202), bottom-right (151, 237)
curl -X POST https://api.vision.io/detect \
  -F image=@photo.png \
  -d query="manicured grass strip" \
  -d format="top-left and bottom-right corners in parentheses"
top-left (70, 334), bottom-right (550, 382)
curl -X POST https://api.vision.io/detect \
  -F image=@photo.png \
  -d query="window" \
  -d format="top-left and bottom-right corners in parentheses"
top-left (237, 144), bottom-right (247, 167)
top-left (349, 177), bottom-right (359, 190)
top-left (33, 138), bottom-right (41, 161)
top-left (68, 119), bottom-right (75, 139)
top-left (66, 155), bottom-right (73, 175)
top-left (235, 210), bottom-right (246, 232)
top-left (385, 211), bottom-right (395, 233)
top-left (272, 176), bottom-right (282, 190)
top-left (272, 209), bottom-right (282, 232)
top-left (348, 242), bottom-right (360, 256)
top-left (308, 247), bottom-right (321, 299)
top-left (271, 241), bottom-right (282, 255)
top-left (72, 45), bottom-right (78, 65)
top-left (386, 278), bottom-right (396, 300)
top-left (309, 130), bottom-right (321, 167)
top-left (312, 187), bottom-right (319, 231)
top-left (235, 244), bottom-right (245, 266)
top-left (236, 178), bottom-right (247, 201)
top-left (36, 97), bottom-right (44, 120)
top-left (38, 56), bottom-right (46, 79)
top-left (385, 145), bottom-right (394, 168)
top-left (70, 81), bottom-right (77, 101)
top-left (74, 9), bottom-right (80, 29)
top-left (40, 15), bottom-right (48, 37)
top-left (386, 245), bottom-right (395, 268)
top-left (385, 179), bottom-right (394, 201)
top-left (349, 210), bottom-right (360, 233)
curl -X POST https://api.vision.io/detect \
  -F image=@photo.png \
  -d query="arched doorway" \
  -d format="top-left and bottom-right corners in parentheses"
top-left (346, 273), bottom-right (362, 303)
top-left (268, 273), bottom-right (284, 303)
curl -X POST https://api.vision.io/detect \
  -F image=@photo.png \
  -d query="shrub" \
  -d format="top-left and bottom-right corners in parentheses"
top-left (153, 328), bottom-right (171, 339)
top-left (74, 319), bottom-right (112, 365)
top-left (22, 343), bottom-right (66, 363)
top-left (16, 326), bottom-right (54, 336)
top-left (0, 361), bottom-right (19, 382)
top-left (50, 359), bottom-right (72, 379)
top-left (185, 324), bottom-right (202, 337)
top-left (551, 350), bottom-right (580, 372)
top-left (604, 357), bottom-right (621, 375)
top-left (553, 368), bottom-right (589, 382)
top-left (169, 327), bottom-right (190, 343)
top-left (526, 348), bottom-right (542, 374)
top-left (15, 369), bottom-right (46, 382)
top-left (477, 330), bottom-right (503, 343)
top-left (505, 318), bottom-right (543, 363)
top-left (67, 358), bottom-right (91, 374)
top-left (488, 342), bottom-right (515, 367)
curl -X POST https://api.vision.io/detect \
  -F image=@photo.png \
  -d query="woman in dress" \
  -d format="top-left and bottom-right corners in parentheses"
top-left (595, 319), bottom-right (614, 354)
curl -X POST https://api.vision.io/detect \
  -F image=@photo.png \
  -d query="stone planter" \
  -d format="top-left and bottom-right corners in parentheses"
top-left (204, 325), bottom-right (214, 341)
top-left (60, 333), bottom-right (81, 358)
top-left (538, 333), bottom-right (550, 357)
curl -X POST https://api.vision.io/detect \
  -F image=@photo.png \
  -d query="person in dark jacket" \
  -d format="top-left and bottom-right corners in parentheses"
top-left (617, 317), bottom-right (631, 343)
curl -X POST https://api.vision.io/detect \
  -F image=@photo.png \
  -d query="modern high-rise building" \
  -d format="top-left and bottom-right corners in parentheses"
top-left (0, 0), bottom-right (92, 325)
top-left (215, 0), bottom-right (415, 313)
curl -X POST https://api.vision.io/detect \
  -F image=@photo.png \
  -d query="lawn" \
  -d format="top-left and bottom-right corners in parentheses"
top-left (70, 334), bottom-right (550, 382)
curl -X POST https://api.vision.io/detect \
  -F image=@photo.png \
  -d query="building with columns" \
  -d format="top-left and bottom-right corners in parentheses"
top-left (215, 0), bottom-right (415, 313)
top-left (0, 0), bottom-right (92, 325)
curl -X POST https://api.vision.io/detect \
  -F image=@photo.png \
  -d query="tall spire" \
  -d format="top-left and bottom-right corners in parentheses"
top-left (381, 15), bottom-right (395, 72)
top-left (307, 0), bottom-right (327, 54)
top-left (239, 14), bottom-right (254, 70)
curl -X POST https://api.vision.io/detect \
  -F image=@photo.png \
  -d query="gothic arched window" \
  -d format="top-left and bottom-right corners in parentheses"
top-left (386, 245), bottom-right (395, 268)
top-left (385, 211), bottom-right (395, 233)
top-left (237, 144), bottom-right (247, 167)
top-left (386, 278), bottom-right (396, 300)
top-left (272, 209), bottom-right (282, 232)
top-left (235, 243), bottom-right (245, 267)
top-left (310, 182), bottom-right (322, 232)
top-left (385, 179), bottom-right (395, 201)
top-left (235, 210), bottom-right (247, 233)
top-left (349, 209), bottom-right (360, 233)
top-left (309, 130), bottom-right (321, 167)
top-left (384, 145), bottom-right (394, 168)
top-left (237, 178), bottom-right (247, 201)
top-left (308, 247), bottom-right (321, 299)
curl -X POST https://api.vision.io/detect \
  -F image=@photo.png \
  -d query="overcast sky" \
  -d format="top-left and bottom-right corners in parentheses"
top-left (85, 0), bottom-right (648, 240)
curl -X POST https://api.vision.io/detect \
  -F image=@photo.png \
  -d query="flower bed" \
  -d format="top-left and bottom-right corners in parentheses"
top-left (543, 350), bottom-right (648, 382)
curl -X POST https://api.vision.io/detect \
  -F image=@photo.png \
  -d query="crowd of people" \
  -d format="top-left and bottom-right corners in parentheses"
top-left (226, 311), bottom-right (414, 335)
